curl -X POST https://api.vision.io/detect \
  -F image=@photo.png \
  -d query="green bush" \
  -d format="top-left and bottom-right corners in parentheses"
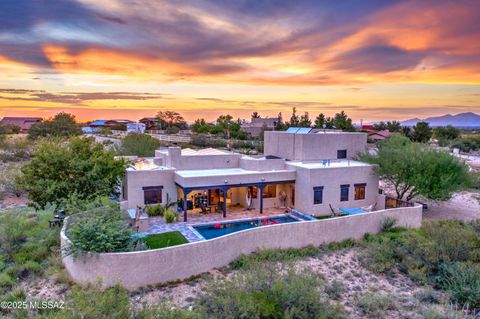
top-left (381, 217), bottom-right (397, 232)
top-left (51, 284), bottom-right (131, 319)
top-left (146, 204), bottom-right (165, 217)
top-left (0, 209), bottom-right (60, 286)
top-left (67, 205), bottom-right (132, 256)
top-left (359, 238), bottom-right (397, 273)
top-left (324, 279), bottom-right (346, 300)
top-left (0, 273), bottom-right (14, 292)
top-left (437, 262), bottom-right (480, 309)
top-left (362, 220), bottom-right (480, 307)
top-left (135, 304), bottom-right (197, 319)
top-left (356, 291), bottom-right (396, 318)
top-left (196, 266), bottom-right (345, 319)
top-left (164, 210), bottom-right (175, 223)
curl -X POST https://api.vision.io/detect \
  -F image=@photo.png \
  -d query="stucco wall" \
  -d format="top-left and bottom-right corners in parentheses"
top-left (62, 205), bottom-right (422, 290)
top-left (125, 169), bottom-right (177, 209)
top-left (291, 164), bottom-right (379, 215)
top-left (264, 131), bottom-right (367, 161)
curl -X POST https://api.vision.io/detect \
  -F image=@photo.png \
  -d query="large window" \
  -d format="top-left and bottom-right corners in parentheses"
top-left (340, 184), bottom-right (349, 202)
top-left (313, 186), bottom-right (323, 205)
top-left (251, 185), bottom-right (277, 198)
top-left (262, 184), bottom-right (277, 198)
top-left (143, 186), bottom-right (163, 204)
top-left (354, 183), bottom-right (366, 200)
top-left (337, 149), bottom-right (347, 159)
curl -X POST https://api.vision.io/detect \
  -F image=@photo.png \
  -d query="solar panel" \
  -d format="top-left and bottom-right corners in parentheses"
top-left (286, 127), bottom-right (300, 133)
top-left (296, 128), bottom-right (312, 134)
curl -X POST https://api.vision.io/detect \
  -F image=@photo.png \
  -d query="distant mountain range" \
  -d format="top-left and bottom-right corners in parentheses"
top-left (401, 112), bottom-right (480, 127)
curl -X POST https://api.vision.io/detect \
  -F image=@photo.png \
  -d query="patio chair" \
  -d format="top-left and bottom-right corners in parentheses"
top-left (199, 202), bottom-right (212, 214)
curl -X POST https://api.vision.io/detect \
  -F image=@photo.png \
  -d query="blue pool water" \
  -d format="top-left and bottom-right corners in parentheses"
top-left (193, 215), bottom-right (300, 240)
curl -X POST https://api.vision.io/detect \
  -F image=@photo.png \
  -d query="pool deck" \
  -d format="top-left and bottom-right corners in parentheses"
top-left (146, 207), bottom-right (291, 242)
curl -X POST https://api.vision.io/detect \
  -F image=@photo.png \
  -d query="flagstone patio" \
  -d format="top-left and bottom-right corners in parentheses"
top-left (146, 206), bottom-right (290, 242)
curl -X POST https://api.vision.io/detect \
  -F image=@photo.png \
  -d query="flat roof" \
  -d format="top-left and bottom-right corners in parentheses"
top-left (181, 148), bottom-right (232, 156)
top-left (176, 167), bottom-right (293, 178)
top-left (127, 158), bottom-right (167, 171)
top-left (287, 160), bottom-right (372, 169)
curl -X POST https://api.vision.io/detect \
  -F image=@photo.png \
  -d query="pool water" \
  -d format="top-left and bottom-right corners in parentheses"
top-left (193, 215), bottom-right (300, 240)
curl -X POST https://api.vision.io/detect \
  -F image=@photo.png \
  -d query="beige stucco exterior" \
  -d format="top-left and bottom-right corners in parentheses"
top-left (264, 131), bottom-right (367, 161)
top-left (121, 131), bottom-right (378, 217)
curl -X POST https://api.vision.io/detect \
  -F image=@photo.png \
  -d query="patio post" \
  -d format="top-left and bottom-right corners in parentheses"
top-left (222, 187), bottom-right (228, 218)
top-left (259, 184), bottom-right (265, 214)
top-left (183, 188), bottom-right (190, 222)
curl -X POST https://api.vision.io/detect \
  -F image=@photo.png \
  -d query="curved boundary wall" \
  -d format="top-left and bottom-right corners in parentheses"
top-left (61, 205), bottom-right (422, 290)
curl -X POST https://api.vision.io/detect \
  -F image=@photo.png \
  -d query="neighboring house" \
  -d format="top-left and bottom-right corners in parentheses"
top-left (120, 129), bottom-right (379, 221)
top-left (0, 117), bottom-right (42, 132)
top-left (127, 122), bottom-right (146, 133)
top-left (89, 119), bottom-right (134, 128)
top-left (139, 117), bottom-right (160, 130)
top-left (241, 117), bottom-right (278, 138)
top-left (368, 130), bottom-right (392, 141)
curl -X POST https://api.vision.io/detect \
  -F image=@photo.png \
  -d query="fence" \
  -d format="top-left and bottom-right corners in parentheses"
top-left (109, 130), bottom-right (192, 143)
top-left (61, 205), bottom-right (422, 289)
top-left (385, 196), bottom-right (415, 209)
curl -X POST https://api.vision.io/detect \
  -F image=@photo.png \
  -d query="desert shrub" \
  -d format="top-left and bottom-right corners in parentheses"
top-left (356, 291), bottom-right (396, 318)
top-left (146, 204), bottom-right (165, 217)
top-left (396, 221), bottom-right (479, 280)
top-left (362, 220), bottom-right (480, 308)
top-left (324, 279), bottom-right (346, 301)
top-left (436, 262), bottom-right (480, 309)
top-left (51, 284), bottom-right (131, 319)
top-left (66, 204), bottom-right (132, 256)
top-left (359, 237), bottom-right (397, 273)
top-left (135, 304), bottom-right (197, 319)
top-left (231, 246), bottom-right (321, 270)
top-left (0, 273), bottom-right (14, 292)
top-left (0, 162), bottom-right (25, 197)
top-left (414, 286), bottom-right (446, 304)
top-left (164, 210), bottom-right (175, 223)
top-left (57, 193), bottom-right (112, 215)
top-left (381, 217), bottom-right (397, 232)
top-left (196, 266), bottom-right (345, 319)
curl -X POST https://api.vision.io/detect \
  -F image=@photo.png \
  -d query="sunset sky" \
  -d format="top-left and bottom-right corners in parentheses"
top-left (1, 0), bottom-right (479, 122)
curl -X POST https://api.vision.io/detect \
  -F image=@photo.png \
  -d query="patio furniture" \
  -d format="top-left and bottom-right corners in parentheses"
top-left (49, 219), bottom-right (62, 227)
top-left (49, 209), bottom-right (65, 227)
top-left (199, 202), bottom-right (212, 214)
top-left (217, 202), bottom-right (225, 214)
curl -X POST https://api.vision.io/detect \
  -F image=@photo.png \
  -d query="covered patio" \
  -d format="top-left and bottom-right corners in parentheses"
top-left (174, 167), bottom-right (296, 222)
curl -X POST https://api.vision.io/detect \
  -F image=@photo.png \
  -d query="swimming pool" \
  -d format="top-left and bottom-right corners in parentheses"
top-left (192, 215), bottom-right (300, 240)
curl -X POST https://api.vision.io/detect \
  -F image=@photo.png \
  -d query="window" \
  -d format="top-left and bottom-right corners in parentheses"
top-left (340, 184), bottom-right (349, 202)
top-left (337, 149), bottom-right (347, 159)
top-left (262, 184), bottom-right (277, 198)
top-left (143, 186), bottom-right (163, 204)
top-left (251, 185), bottom-right (277, 198)
top-left (354, 183), bottom-right (366, 200)
top-left (313, 186), bottom-right (323, 204)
